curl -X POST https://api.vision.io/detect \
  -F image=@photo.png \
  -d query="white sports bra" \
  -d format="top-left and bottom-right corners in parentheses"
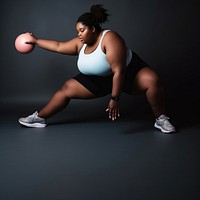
top-left (77, 30), bottom-right (132, 76)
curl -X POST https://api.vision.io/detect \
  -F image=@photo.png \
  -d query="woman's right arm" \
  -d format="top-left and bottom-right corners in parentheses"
top-left (27, 33), bottom-right (82, 55)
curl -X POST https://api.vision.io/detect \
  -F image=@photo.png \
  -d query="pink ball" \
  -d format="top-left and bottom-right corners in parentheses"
top-left (15, 33), bottom-right (35, 54)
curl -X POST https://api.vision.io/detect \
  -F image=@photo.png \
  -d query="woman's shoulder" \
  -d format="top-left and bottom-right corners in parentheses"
top-left (103, 30), bottom-right (126, 45)
top-left (104, 29), bottom-right (120, 36)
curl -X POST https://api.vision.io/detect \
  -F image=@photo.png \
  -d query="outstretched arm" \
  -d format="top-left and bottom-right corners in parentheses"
top-left (26, 33), bottom-right (82, 55)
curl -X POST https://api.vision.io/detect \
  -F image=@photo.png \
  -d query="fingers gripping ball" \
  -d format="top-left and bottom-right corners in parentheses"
top-left (15, 33), bottom-right (35, 54)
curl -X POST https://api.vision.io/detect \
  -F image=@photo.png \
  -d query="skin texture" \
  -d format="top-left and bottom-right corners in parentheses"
top-left (25, 22), bottom-right (166, 121)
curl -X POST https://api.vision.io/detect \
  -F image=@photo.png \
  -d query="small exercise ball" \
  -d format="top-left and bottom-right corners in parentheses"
top-left (15, 33), bottom-right (35, 54)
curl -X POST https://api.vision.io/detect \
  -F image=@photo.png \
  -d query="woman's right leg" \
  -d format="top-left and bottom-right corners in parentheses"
top-left (18, 79), bottom-right (95, 127)
top-left (38, 78), bottom-right (96, 118)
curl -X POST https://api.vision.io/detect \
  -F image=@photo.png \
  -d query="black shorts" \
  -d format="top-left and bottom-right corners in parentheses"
top-left (73, 52), bottom-right (148, 97)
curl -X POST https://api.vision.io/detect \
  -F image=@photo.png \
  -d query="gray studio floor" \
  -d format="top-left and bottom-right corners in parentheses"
top-left (0, 100), bottom-right (200, 200)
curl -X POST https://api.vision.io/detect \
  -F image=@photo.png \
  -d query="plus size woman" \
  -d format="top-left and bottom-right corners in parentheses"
top-left (18, 4), bottom-right (176, 133)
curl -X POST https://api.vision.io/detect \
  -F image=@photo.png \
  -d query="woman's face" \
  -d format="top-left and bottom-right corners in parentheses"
top-left (76, 22), bottom-right (95, 44)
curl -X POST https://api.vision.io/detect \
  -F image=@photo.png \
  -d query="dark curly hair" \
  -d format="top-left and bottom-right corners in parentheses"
top-left (77, 5), bottom-right (110, 31)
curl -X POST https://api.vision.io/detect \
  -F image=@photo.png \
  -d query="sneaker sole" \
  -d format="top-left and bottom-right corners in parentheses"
top-left (154, 123), bottom-right (175, 133)
top-left (19, 120), bottom-right (46, 128)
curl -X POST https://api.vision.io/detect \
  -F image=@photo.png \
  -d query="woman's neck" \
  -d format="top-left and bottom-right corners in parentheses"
top-left (87, 30), bottom-right (102, 46)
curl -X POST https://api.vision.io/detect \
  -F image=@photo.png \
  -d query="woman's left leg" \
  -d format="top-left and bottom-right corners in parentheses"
top-left (130, 67), bottom-right (176, 133)
top-left (130, 67), bottom-right (166, 118)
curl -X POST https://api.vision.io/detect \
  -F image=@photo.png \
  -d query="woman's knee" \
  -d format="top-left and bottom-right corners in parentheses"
top-left (131, 68), bottom-right (162, 94)
top-left (61, 79), bottom-right (73, 89)
top-left (147, 73), bottom-right (161, 88)
top-left (140, 68), bottom-right (161, 89)
top-left (60, 80), bottom-right (74, 97)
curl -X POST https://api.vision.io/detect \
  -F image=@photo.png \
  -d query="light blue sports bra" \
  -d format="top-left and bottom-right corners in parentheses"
top-left (77, 30), bottom-right (132, 76)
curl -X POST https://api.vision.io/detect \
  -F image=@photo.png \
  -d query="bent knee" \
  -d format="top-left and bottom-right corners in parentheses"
top-left (59, 80), bottom-right (75, 96)
top-left (146, 73), bottom-right (161, 87)
top-left (136, 68), bottom-right (162, 89)
top-left (61, 79), bottom-right (72, 90)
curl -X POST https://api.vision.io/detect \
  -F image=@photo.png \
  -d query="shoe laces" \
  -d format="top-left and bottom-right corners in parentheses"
top-left (26, 112), bottom-right (38, 119)
top-left (159, 115), bottom-right (173, 128)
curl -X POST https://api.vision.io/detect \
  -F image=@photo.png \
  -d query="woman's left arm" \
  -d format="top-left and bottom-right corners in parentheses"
top-left (104, 31), bottom-right (127, 121)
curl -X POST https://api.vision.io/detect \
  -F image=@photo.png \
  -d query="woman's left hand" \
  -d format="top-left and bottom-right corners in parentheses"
top-left (106, 99), bottom-right (120, 121)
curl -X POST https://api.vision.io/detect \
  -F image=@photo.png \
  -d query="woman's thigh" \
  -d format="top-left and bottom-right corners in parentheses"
top-left (61, 78), bottom-right (96, 99)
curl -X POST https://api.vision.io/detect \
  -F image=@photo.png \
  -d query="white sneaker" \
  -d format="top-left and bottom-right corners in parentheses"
top-left (154, 114), bottom-right (176, 133)
top-left (18, 111), bottom-right (47, 128)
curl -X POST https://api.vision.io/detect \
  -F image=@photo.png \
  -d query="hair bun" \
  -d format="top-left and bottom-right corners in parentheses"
top-left (77, 4), bottom-right (109, 30)
top-left (90, 4), bottom-right (109, 24)
top-left (90, 5), bottom-right (102, 13)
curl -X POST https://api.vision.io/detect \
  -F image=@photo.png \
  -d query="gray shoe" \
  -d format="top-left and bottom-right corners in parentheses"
top-left (154, 114), bottom-right (176, 133)
top-left (18, 111), bottom-right (46, 128)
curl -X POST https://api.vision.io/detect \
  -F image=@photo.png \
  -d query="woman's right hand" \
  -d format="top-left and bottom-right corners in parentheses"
top-left (25, 32), bottom-right (37, 44)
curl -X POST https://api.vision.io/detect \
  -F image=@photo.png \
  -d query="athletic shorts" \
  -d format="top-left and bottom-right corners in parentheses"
top-left (73, 52), bottom-right (149, 97)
